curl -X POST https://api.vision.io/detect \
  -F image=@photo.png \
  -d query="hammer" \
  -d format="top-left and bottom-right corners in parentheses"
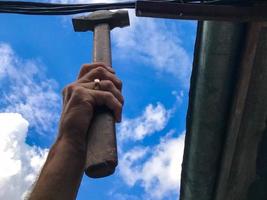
top-left (72, 10), bottom-right (130, 178)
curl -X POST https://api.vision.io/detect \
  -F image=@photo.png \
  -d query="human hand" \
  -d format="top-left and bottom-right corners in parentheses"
top-left (58, 63), bottom-right (124, 151)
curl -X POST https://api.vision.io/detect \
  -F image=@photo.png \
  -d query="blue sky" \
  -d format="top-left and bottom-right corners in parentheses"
top-left (0, 1), bottom-right (196, 199)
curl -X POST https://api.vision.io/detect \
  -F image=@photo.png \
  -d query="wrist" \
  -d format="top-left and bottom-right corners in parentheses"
top-left (54, 135), bottom-right (87, 158)
top-left (58, 119), bottom-right (88, 149)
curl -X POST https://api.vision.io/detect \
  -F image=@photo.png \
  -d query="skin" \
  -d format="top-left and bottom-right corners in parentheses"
top-left (28, 63), bottom-right (124, 200)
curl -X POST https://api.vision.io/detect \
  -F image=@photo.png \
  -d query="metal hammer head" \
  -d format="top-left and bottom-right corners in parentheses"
top-left (72, 10), bottom-right (130, 31)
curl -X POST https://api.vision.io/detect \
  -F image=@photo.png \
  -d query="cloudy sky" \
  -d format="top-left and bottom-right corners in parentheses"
top-left (0, 1), bottom-right (196, 199)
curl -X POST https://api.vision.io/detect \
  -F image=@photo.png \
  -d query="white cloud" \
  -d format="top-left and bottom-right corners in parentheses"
top-left (112, 11), bottom-right (193, 88)
top-left (119, 132), bottom-right (185, 199)
top-left (0, 113), bottom-right (48, 199)
top-left (119, 146), bottom-right (149, 185)
top-left (117, 102), bottom-right (184, 199)
top-left (172, 90), bottom-right (185, 105)
top-left (118, 103), bottom-right (171, 141)
top-left (0, 43), bottom-right (60, 134)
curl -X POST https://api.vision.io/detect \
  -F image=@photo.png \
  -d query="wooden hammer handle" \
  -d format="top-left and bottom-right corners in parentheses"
top-left (85, 23), bottom-right (118, 178)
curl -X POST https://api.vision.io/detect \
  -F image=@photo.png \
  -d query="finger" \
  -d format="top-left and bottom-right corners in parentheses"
top-left (80, 80), bottom-right (124, 105)
top-left (90, 89), bottom-right (122, 122)
top-left (78, 63), bottom-right (115, 79)
top-left (62, 83), bottom-right (76, 103)
top-left (78, 67), bottom-right (122, 91)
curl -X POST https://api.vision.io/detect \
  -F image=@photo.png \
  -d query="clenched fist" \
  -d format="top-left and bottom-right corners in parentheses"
top-left (58, 63), bottom-right (124, 151)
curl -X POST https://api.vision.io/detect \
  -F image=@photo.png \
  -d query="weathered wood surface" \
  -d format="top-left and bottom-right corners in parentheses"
top-left (180, 22), bottom-right (267, 200)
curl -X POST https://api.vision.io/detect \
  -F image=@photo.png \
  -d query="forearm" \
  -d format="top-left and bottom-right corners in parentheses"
top-left (28, 63), bottom-right (123, 199)
top-left (29, 137), bottom-right (86, 200)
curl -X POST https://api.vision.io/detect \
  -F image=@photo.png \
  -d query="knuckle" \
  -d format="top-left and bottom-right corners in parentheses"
top-left (63, 83), bottom-right (75, 94)
top-left (62, 83), bottom-right (84, 102)
top-left (105, 80), bottom-right (114, 89)
top-left (81, 64), bottom-right (89, 71)
top-left (72, 86), bottom-right (83, 95)
top-left (104, 91), bottom-right (113, 99)
top-left (65, 83), bottom-right (83, 97)
top-left (94, 66), bottom-right (106, 75)
top-left (78, 64), bottom-right (90, 77)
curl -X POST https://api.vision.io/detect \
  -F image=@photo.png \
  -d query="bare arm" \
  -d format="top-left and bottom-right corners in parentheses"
top-left (28, 63), bottom-right (123, 200)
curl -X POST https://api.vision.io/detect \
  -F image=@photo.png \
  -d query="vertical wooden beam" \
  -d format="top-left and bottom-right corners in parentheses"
top-left (214, 22), bottom-right (262, 200)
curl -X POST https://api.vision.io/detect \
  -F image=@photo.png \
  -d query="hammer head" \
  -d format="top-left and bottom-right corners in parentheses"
top-left (72, 10), bottom-right (130, 31)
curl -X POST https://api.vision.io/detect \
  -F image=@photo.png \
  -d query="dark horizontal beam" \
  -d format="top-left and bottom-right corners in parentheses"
top-left (136, 1), bottom-right (267, 22)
